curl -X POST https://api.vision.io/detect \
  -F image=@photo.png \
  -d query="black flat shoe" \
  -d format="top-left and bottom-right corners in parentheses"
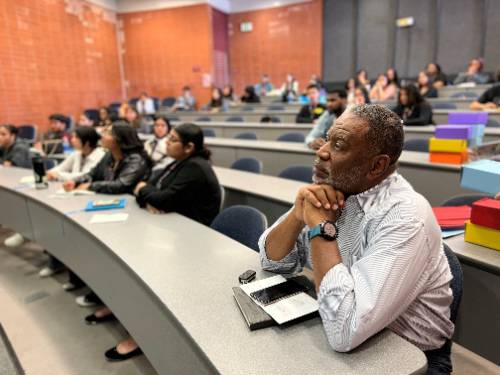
top-left (104, 346), bottom-right (143, 361)
top-left (85, 313), bottom-right (116, 325)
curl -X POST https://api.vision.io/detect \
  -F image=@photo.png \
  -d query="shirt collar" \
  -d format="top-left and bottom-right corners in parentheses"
top-left (353, 171), bottom-right (399, 213)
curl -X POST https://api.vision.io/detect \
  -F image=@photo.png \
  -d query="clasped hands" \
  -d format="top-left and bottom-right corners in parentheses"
top-left (293, 184), bottom-right (345, 228)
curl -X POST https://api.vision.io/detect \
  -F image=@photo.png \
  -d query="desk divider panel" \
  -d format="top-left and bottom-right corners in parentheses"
top-left (61, 219), bottom-right (217, 375)
top-left (0, 188), bottom-right (34, 240)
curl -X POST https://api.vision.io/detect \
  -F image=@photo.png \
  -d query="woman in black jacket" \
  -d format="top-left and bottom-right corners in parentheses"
top-left (84, 123), bottom-right (221, 362)
top-left (134, 122), bottom-right (221, 226)
top-left (59, 122), bottom-right (152, 297)
top-left (63, 121), bottom-right (151, 194)
top-left (392, 85), bottom-right (433, 126)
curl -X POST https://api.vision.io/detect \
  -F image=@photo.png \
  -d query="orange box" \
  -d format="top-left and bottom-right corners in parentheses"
top-left (429, 151), bottom-right (468, 165)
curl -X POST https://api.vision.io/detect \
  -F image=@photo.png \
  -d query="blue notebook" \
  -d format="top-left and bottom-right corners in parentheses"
top-left (85, 198), bottom-right (126, 212)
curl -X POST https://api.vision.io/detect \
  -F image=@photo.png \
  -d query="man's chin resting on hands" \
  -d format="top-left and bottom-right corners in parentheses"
top-left (259, 104), bottom-right (455, 374)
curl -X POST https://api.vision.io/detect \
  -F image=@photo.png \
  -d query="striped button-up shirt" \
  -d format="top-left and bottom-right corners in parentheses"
top-left (259, 172), bottom-right (454, 352)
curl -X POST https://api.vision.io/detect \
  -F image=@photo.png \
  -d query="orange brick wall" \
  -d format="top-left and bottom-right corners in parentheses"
top-left (228, 0), bottom-right (323, 96)
top-left (0, 0), bottom-right (123, 131)
top-left (119, 4), bottom-right (214, 107)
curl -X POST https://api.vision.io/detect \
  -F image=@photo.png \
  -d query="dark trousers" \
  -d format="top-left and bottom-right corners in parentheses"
top-left (424, 339), bottom-right (452, 375)
top-left (47, 254), bottom-right (85, 288)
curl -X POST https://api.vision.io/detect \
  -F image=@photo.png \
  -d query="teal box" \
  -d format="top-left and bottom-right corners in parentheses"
top-left (460, 160), bottom-right (500, 195)
top-left (468, 137), bottom-right (483, 148)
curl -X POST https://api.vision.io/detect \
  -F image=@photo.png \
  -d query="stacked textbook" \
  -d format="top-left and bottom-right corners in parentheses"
top-left (460, 159), bottom-right (500, 251)
top-left (429, 112), bottom-right (488, 165)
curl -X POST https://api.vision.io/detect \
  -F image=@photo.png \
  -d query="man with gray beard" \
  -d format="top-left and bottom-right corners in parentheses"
top-left (259, 104), bottom-right (455, 374)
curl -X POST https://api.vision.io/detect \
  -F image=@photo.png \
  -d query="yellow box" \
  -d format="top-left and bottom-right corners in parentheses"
top-left (464, 220), bottom-right (500, 251)
top-left (429, 138), bottom-right (468, 153)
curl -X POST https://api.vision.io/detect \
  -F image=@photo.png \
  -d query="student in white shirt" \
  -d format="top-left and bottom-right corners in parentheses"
top-left (136, 92), bottom-right (156, 115)
top-left (46, 126), bottom-right (106, 181)
top-left (144, 116), bottom-right (173, 171)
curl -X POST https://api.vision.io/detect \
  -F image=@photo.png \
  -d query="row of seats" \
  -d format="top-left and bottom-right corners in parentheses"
top-left (202, 129), bottom-right (305, 142)
top-left (230, 157), bottom-right (313, 183)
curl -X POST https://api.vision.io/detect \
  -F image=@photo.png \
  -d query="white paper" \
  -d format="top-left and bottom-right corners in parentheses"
top-left (55, 189), bottom-right (96, 196)
top-left (240, 275), bottom-right (318, 325)
top-left (19, 176), bottom-right (35, 184)
top-left (89, 213), bottom-right (129, 224)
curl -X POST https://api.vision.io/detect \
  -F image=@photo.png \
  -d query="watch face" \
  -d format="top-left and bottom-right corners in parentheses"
top-left (323, 222), bottom-right (337, 238)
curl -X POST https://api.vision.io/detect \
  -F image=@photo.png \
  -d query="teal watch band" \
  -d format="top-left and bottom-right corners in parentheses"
top-left (307, 224), bottom-right (323, 240)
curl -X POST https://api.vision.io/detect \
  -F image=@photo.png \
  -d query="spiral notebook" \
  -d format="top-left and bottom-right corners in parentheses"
top-left (236, 275), bottom-right (318, 326)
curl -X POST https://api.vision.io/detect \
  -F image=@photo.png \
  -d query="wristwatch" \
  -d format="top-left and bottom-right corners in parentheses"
top-left (308, 221), bottom-right (338, 241)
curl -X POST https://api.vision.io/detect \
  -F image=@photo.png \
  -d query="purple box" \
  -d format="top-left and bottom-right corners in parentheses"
top-left (447, 112), bottom-right (489, 125)
top-left (435, 125), bottom-right (474, 139)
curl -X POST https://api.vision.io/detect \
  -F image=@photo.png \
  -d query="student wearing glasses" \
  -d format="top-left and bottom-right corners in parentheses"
top-left (83, 123), bottom-right (221, 361)
top-left (144, 116), bottom-right (173, 171)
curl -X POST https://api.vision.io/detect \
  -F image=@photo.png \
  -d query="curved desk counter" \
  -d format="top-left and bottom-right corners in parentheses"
top-left (205, 138), bottom-right (474, 206)
top-left (433, 109), bottom-right (500, 125)
top-left (225, 98), bottom-right (474, 111)
top-left (162, 110), bottom-right (298, 124)
top-left (0, 167), bottom-right (427, 374)
top-left (214, 166), bottom-right (500, 365)
top-left (172, 122), bottom-right (500, 143)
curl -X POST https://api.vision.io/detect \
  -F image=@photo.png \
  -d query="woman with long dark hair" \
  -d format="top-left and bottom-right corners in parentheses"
top-left (205, 87), bottom-right (226, 112)
top-left (392, 85), bottom-right (433, 125)
top-left (85, 123), bottom-right (221, 362)
top-left (63, 121), bottom-right (151, 194)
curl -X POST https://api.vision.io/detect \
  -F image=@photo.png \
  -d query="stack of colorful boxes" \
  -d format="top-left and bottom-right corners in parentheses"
top-left (428, 112), bottom-right (488, 165)
top-left (461, 159), bottom-right (500, 251)
top-left (465, 199), bottom-right (500, 251)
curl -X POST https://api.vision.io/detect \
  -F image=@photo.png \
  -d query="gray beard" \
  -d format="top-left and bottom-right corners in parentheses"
top-left (314, 163), bottom-right (366, 194)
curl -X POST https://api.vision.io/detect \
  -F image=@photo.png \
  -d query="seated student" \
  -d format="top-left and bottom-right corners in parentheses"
top-left (259, 104), bottom-right (454, 373)
top-left (46, 126), bottom-right (105, 181)
top-left (454, 58), bottom-right (491, 85)
top-left (296, 84), bottom-right (327, 123)
top-left (281, 73), bottom-right (299, 102)
top-left (85, 123), bottom-right (221, 362)
top-left (57, 123), bottom-right (152, 293)
top-left (392, 85), bottom-right (433, 125)
top-left (203, 87), bottom-right (226, 113)
top-left (172, 86), bottom-right (196, 111)
top-left (97, 107), bottom-right (113, 128)
top-left (310, 74), bottom-right (325, 91)
top-left (386, 67), bottom-right (400, 88)
top-left (356, 69), bottom-right (371, 91)
top-left (255, 74), bottom-right (273, 96)
top-left (0, 124), bottom-right (32, 249)
top-left (370, 74), bottom-right (397, 101)
top-left (118, 102), bottom-right (130, 119)
top-left (305, 89), bottom-right (347, 150)
top-left (0, 124), bottom-right (32, 168)
top-left (240, 85), bottom-right (261, 103)
top-left (136, 92), bottom-right (156, 115)
top-left (426, 63), bottom-right (447, 89)
top-left (354, 86), bottom-right (371, 105)
top-left (417, 71), bottom-right (438, 98)
top-left (222, 84), bottom-right (237, 106)
top-left (63, 121), bottom-right (151, 194)
top-left (144, 116), bottom-right (173, 171)
top-left (124, 106), bottom-right (150, 134)
top-left (36, 114), bottom-right (70, 155)
top-left (470, 79), bottom-right (500, 110)
top-left (345, 78), bottom-right (356, 105)
top-left (77, 113), bottom-right (95, 127)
